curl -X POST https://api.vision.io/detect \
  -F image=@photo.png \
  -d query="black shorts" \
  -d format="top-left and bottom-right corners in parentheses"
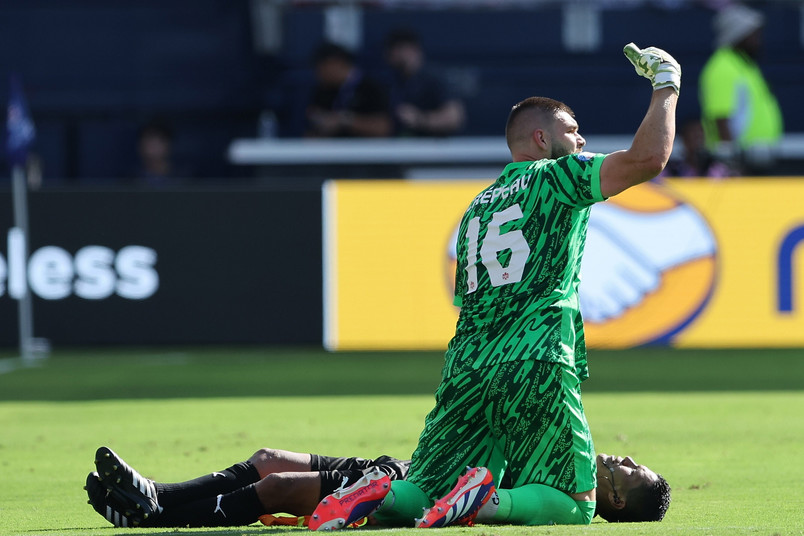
top-left (310, 454), bottom-right (410, 500)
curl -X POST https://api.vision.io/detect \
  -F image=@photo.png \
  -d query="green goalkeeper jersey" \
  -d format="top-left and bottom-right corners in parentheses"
top-left (446, 152), bottom-right (607, 380)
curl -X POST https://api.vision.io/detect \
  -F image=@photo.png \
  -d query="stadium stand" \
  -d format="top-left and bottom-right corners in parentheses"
top-left (0, 0), bottom-right (801, 181)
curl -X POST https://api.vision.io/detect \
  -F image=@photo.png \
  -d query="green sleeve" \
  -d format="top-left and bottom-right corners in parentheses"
top-left (544, 153), bottom-right (607, 208)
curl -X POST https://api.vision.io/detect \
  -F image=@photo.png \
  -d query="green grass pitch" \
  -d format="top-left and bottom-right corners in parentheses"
top-left (0, 346), bottom-right (802, 536)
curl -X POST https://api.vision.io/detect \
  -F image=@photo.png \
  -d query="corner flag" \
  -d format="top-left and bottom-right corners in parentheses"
top-left (6, 75), bottom-right (49, 362)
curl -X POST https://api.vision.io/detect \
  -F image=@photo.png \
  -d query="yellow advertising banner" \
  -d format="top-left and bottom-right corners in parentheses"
top-left (323, 178), bottom-right (804, 350)
top-left (668, 179), bottom-right (804, 348)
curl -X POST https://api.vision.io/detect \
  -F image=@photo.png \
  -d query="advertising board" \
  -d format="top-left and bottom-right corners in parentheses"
top-left (0, 188), bottom-right (322, 345)
top-left (323, 178), bottom-right (804, 350)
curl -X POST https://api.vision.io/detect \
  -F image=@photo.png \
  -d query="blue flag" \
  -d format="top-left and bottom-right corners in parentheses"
top-left (6, 75), bottom-right (36, 167)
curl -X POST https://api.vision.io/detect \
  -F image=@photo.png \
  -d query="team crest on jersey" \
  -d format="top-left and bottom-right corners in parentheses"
top-left (574, 152), bottom-right (596, 162)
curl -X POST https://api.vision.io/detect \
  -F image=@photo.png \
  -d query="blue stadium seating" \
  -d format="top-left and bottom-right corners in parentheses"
top-left (0, 1), bottom-right (800, 180)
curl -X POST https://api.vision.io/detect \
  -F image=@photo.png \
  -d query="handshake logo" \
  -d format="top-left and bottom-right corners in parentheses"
top-left (580, 182), bottom-right (717, 347)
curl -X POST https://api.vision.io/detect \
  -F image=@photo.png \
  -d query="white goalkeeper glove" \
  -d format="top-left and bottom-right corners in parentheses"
top-left (623, 42), bottom-right (681, 95)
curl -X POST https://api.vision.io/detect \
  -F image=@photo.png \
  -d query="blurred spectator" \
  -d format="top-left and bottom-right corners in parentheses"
top-left (133, 120), bottom-right (190, 185)
top-left (663, 117), bottom-right (732, 178)
top-left (306, 43), bottom-right (392, 137)
top-left (384, 28), bottom-right (465, 137)
top-left (698, 4), bottom-right (783, 175)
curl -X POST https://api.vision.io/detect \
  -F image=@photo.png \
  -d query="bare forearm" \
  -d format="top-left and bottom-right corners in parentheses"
top-left (629, 88), bottom-right (678, 170)
top-left (600, 88), bottom-right (677, 197)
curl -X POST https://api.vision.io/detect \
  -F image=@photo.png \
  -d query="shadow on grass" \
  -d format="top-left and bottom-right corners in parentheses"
top-left (0, 346), bottom-right (802, 401)
top-left (23, 528), bottom-right (299, 535)
top-left (23, 523), bottom-right (388, 535)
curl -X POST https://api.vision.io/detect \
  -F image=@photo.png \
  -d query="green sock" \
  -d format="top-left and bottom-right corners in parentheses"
top-left (479, 484), bottom-right (595, 525)
top-left (372, 480), bottom-right (431, 527)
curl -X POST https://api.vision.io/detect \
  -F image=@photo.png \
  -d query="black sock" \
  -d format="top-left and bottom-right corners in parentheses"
top-left (148, 483), bottom-right (265, 528)
top-left (155, 461), bottom-right (261, 507)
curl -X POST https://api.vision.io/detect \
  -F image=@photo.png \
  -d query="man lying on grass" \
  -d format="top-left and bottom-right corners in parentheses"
top-left (85, 445), bottom-right (669, 528)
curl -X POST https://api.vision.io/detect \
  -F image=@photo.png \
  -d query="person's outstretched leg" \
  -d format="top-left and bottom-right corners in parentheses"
top-left (140, 483), bottom-right (266, 527)
top-left (87, 468), bottom-right (325, 528)
top-left (156, 448), bottom-right (309, 506)
top-left (156, 471), bottom-right (326, 527)
top-left (94, 446), bottom-right (263, 508)
top-left (89, 446), bottom-right (319, 528)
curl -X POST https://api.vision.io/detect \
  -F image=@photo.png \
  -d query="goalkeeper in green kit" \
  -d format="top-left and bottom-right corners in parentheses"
top-left (310, 43), bottom-right (680, 529)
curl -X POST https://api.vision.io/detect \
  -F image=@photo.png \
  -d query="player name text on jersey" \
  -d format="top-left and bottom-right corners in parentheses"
top-left (470, 174), bottom-right (532, 209)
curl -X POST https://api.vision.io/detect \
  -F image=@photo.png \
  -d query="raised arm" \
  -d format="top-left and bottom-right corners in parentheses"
top-left (600, 44), bottom-right (681, 198)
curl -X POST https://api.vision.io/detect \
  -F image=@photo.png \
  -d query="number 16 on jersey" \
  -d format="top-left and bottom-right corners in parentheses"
top-left (463, 204), bottom-right (531, 294)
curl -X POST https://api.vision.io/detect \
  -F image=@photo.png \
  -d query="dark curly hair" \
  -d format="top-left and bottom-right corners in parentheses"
top-left (600, 473), bottom-right (671, 523)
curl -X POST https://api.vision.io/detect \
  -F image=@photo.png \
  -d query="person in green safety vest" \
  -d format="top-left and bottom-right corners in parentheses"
top-left (699, 4), bottom-right (784, 176)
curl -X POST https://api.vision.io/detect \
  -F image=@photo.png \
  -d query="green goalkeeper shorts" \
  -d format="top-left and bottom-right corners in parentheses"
top-left (406, 359), bottom-right (596, 499)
